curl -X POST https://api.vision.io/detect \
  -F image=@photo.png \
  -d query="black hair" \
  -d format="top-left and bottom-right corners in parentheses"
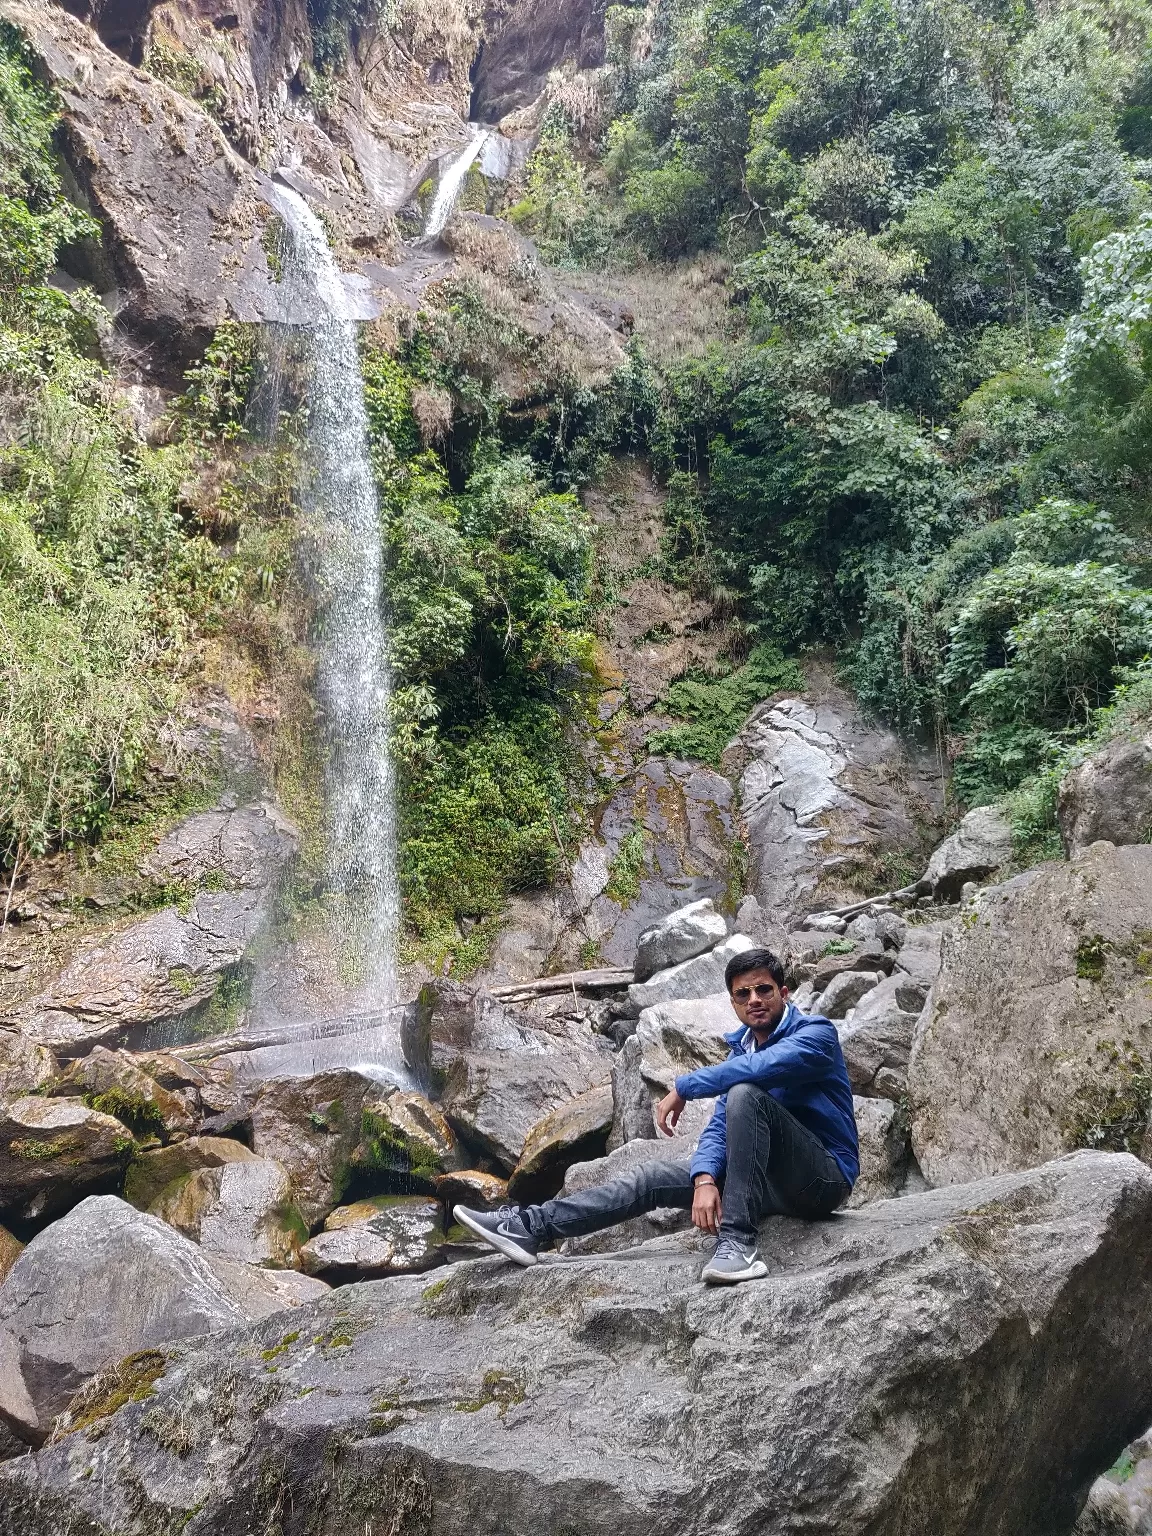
top-left (725, 947), bottom-right (786, 991)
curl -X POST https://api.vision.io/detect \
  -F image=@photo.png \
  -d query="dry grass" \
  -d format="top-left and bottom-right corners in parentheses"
top-left (565, 253), bottom-right (740, 369)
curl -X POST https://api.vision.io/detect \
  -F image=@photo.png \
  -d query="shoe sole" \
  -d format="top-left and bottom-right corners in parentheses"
top-left (701, 1260), bottom-right (769, 1286)
top-left (453, 1204), bottom-right (538, 1267)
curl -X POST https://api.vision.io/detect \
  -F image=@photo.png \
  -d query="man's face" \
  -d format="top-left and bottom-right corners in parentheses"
top-left (728, 967), bottom-right (789, 1033)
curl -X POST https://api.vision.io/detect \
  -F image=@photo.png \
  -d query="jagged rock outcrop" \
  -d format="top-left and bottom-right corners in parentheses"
top-left (920, 804), bottom-right (1013, 900)
top-left (565, 758), bottom-right (741, 974)
top-left (628, 933), bottom-right (753, 1012)
top-left (1, 0), bottom-right (280, 376)
top-left (424, 986), bottom-right (613, 1171)
top-left (1059, 727), bottom-right (1152, 857)
top-left (245, 1070), bottom-right (380, 1229)
top-left (909, 843), bottom-right (1152, 1187)
top-left (471, 0), bottom-right (606, 123)
top-left (838, 972), bottom-right (926, 1098)
top-left (732, 677), bottom-right (943, 923)
top-left (4, 1152), bottom-right (1151, 1534)
top-left (632, 898), bottom-right (728, 983)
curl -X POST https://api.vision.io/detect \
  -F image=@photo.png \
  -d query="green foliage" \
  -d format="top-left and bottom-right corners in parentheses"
top-left (356, 345), bottom-right (596, 959)
top-left (604, 823), bottom-right (648, 905)
top-left (85, 1087), bottom-right (165, 1138)
top-left (648, 644), bottom-right (804, 763)
top-left (0, 27), bottom-right (228, 864)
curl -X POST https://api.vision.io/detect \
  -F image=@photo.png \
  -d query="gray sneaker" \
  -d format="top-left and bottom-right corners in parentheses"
top-left (453, 1204), bottom-right (540, 1267)
top-left (701, 1237), bottom-right (769, 1286)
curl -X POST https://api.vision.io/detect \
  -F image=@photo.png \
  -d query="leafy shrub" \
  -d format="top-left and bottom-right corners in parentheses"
top-left (648, 644), bottom-right (804, 764)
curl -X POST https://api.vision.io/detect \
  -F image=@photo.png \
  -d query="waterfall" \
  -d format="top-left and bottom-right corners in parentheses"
top-left (424, 126), bottom-right (489, 239)
top-left (266, 183), bottom-right (400, 1012)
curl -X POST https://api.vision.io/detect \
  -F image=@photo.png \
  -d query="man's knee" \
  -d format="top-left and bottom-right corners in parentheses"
top-left (625, 1159), bottom-right (692, 1203)
top-left (727, 1080), bottom-right (777, 1120)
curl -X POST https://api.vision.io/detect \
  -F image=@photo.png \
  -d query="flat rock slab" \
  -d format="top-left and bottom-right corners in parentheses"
top-left (4, 1152), bottom-right (1152, 1535)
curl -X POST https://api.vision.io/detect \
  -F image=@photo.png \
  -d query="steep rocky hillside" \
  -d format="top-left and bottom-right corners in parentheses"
top-left (0, 0), bottom-right (1151, 1529)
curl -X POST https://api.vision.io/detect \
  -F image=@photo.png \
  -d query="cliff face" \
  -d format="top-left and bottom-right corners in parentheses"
top-left (0, 0), bottom-right (607, 377)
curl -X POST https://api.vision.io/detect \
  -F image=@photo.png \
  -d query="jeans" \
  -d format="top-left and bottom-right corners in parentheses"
top-left (520, 1082), bottom-right (850, 1247)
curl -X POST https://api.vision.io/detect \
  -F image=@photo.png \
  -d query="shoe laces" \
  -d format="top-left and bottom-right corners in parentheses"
top-left (713, 1237), bottom-right (751, 1262)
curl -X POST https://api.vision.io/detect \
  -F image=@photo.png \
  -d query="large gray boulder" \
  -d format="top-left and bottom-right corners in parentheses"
top-left (151, 1157), bottom-right (302, 1270)
top-left (634, 993), bottom-right (738, 1093)
top-left (1059, 729), bottom-right (1152, 857)
top-left (0, 1195), bottom-right (315, 1443)
top-left (921, 805), bottom-right (1013, 901)
top-left (4, 1152), bottom-right (1152, 1534)
top-left (431, 989), bottom-right (613, 1172)
top-left (247, 1070), bottom-right (381, 1229)
top-left (627, 933), bottom-right (754, 1012)
top-left (908, 843), bottom-right (1152, 1187)
top-left (838, 973), bottom-right (927, 1098)
top-left (633, 899), bottom-right (728, 983)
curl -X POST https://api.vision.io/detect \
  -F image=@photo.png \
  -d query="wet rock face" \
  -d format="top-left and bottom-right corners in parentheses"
top-left (470, 0), bottom-right (605, 122)
top-left (908, 843), bottom-right (1152, 1187)
top-left (4, 1152), bottom-right (1151, 1535)
top-left (734, 679), bottom-right (942, 923)
top-left (570, 757), bottom-right (740, 971)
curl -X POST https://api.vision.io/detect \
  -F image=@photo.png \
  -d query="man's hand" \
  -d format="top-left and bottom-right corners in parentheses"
top-left (656, 1088), bottom-right (685, 1137)
top-left (692, 1177), bottom-right (722, 1234)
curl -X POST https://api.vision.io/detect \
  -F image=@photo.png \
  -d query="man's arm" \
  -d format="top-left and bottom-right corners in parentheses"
top-left (674, 1021), bottom-right (839, 1101)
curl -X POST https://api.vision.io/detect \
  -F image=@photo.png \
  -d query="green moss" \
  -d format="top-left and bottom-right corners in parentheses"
top-left (453, 1368), bottom-right (526, 1415)
top-left (420, 1277), bottom-right (450, 1303)
top-left (10, 1135), bottom-right (72, 1160)
top-left (820, 938), bottom-right (857, 956)
top-left (60, 1350), bottom-right (167, 1436)
top-left (1064, 1040), bottom-right (1152, 1154)
top-left (1076, 935), bottom-right (1110, 981)
top-left (86, 1087), bottom-right (165, 1138)
top-left (261, 215), bottom-right (285, 282)
top-left (647, 646), bottom-right (804, 766)
top-left (260, 1330), bottom-right (301, 1362)
top-left (604, 823), bottom-right (648, 906)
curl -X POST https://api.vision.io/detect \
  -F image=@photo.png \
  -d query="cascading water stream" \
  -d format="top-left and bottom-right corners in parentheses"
top-left (424, 126), bottom-right (489, 238)
top-left (263, 182), bottom-right (400, 1027)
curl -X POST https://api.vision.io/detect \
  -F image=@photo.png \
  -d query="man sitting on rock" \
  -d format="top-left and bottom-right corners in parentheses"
top-left (453, 946), bottom-right (859, 1285)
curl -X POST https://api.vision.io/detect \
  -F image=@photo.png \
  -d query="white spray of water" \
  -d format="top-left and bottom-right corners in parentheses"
top-left (424, 127), bottom-right (489, 238)
top-left (269, 183), bottom-right (399, 1005)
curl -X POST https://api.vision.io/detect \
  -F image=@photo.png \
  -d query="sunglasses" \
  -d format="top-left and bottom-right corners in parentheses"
top-left (731, 983), bottom-right (780, 1002)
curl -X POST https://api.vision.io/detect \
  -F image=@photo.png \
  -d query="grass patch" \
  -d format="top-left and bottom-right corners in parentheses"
top-left (604, 824), bottom-right (648, 906)
top-left (647, 645), bottom-right (803, 766)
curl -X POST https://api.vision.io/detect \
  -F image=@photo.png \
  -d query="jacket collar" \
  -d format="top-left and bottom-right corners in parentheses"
top-left (724, 1000), bottom-right (795, 1050)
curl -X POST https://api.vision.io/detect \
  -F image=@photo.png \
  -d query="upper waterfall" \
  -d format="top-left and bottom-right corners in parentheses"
top-left (424, 127), bottom-right (490, 239)
top-left (266, 182), bottom-right (400, 1007)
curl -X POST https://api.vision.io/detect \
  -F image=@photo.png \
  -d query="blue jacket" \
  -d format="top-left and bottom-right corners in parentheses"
top-left (675, 1003), bottom-right (859, 1188)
